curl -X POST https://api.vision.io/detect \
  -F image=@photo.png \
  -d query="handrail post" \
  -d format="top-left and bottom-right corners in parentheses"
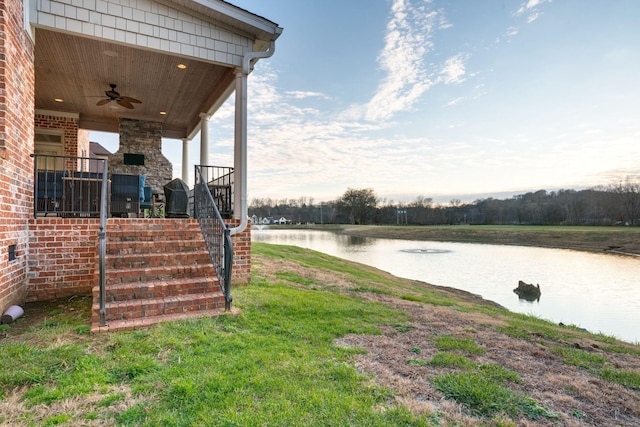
top-left (224, 228), bottom-right (233, 310)
top-left (32, 155), bottom-right (39, 218)
top-left (98, 159), bottom-right (108, 326)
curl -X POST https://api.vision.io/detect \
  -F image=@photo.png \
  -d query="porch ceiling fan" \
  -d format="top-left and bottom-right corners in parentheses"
top-left (96, 84), bottom-right (142, 109)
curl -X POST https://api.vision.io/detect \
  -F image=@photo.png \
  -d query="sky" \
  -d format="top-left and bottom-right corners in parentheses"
top-left (92, 0), bottom-right (640, 204)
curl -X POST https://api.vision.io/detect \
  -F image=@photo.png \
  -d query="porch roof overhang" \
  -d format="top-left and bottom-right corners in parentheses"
top-left (33, 0), bottom-right (282, 140)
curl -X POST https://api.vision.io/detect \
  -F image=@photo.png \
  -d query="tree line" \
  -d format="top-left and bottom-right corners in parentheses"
top-left (249, 179), bottom-right (640, 226)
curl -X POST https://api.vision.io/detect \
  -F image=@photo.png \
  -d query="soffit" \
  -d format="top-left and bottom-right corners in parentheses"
top-left (34, 28), bottom-right (235, 139)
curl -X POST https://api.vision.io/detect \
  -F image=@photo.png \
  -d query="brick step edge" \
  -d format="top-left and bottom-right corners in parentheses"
top-left (105, 234), bottom-right (203, 244)
top-left (92, 292), bottom-right (226, 321)
top-left (91, 278), bottom-right (221, 302)
top-left (106, 240), bottom-right (207, 254)
top-left (105, 263), bottom-right (217, 285)
top-left (106, 251), bottom-right (213, 269)
top-left (90, 308), bottom-right (235, 333)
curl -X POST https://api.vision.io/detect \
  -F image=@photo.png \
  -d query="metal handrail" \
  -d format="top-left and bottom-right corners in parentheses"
top-left (194, 165), bottom-right (233, 310)
top-left (31, 153), bottom-right (109, 325)
top-left (98, 159), bottom-right (108, 326)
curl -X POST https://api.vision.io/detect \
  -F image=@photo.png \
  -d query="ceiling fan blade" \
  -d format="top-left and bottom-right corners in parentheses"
top-left (96, 99), bottom-right (111, 106)
top-left (106, 90), bottom-right (120, 98)
top-left (117, 99), bottom-right (134, 109)
top-left (121, 96), bottom-right (142, 104)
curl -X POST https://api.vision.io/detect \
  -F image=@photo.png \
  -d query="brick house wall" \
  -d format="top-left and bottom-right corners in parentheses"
top-left (25, 217), bottom-right (251, 302)
top-left (26, 218), bottom-right (100, 302)
top-left (0, 0), bottom-right (35, 313)
top-left (35, 111), bottom-right (90, 157)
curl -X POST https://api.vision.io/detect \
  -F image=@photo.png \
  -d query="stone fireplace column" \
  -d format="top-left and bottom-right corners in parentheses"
top-left (109, 118), bottom-right (173, 195)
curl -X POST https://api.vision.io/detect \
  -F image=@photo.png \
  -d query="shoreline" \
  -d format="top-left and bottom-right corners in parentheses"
top-left (278, 224), bottom-right (640, 257)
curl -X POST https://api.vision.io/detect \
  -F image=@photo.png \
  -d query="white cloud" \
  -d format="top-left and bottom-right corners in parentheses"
top-left (439, 55), bottom-right (467, 84)
top-left (351, 0), bottom-right (450, 122)
top-left (285, 91), bottom-right (329, 100)
top-left (514, 0), bottom-right (551, 23)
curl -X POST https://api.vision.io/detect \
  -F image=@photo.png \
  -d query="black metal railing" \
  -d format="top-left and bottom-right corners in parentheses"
top-left (31, 153), bottom-right (110, 325)
top-left (200, 165), bottom-right (234, 218)
top-left (32, 154), bottom-right (110, 218)
top-left (194, 165), bottom-right (233, 310)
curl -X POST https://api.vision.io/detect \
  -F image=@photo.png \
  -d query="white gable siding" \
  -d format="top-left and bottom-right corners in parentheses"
top-left (33, 0), bottom-right (252, 66)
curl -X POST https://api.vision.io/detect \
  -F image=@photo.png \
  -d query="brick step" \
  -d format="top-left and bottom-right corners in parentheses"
top-left (94, 277), bottom-right (220, 302)
top-left (106, 250), bottom-right (212, 269)
top-left (91, 309), bottom-right (227, 333)
top-left (106, 240), bottom-right (207, 255)
top-left (107, 218), bottom-right (201, 232)
top-left (106, 264), bottom-right (216, 286)
top-left (106, 230), bottom-right (203, 243)
top-left (91, 218), bottom-right (235, 333)
top-left (94, 292), bottom-right (226, 324)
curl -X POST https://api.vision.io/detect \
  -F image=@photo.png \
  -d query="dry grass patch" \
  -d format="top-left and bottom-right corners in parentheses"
top-left (0, 385), bottom-right (147, 426)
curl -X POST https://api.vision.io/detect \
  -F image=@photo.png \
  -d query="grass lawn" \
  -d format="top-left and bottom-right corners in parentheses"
top-left (0, 242), bottom-right (638, 426)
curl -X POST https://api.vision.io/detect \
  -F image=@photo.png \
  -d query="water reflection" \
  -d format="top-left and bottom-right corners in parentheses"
top-left (253, 229), bottom-right (640, 344)
top-left (400, 248), bottom-right (451, 254)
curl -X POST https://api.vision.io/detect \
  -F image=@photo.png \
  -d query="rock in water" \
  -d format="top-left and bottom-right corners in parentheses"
top-left (513, 280), bottom-right (541, 302)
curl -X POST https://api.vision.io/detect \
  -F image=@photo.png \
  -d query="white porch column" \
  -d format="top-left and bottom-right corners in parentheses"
top-left (233, 68), bottom-right (248, 223)
top-left (199, 113), bottom-right (210, 182)
top-left (181, 138), bottom-right (189, 184)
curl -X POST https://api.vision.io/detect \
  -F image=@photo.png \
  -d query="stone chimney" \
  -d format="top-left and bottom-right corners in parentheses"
top-left (108, 118), bottom-right (173, 195)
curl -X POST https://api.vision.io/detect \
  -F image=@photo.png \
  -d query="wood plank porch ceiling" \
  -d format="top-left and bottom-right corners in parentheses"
top-left (34, 28), bottom-right (235, 140)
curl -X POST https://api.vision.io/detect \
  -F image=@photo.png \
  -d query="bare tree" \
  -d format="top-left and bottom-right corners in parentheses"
top-left (336, 188), bottom-right (378, 224)
top-left (610, 178), bottom-right (640, 225)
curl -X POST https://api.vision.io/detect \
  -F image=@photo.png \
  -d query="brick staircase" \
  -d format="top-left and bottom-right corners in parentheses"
top-left (91, 218), bottom-right (226, 332)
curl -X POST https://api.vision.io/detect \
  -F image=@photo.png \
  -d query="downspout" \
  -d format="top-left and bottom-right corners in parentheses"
top-left (229, 40), bottom-right (276, 235)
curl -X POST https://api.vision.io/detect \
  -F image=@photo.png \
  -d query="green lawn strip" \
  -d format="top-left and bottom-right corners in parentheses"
top-left (553, 346), bottom-right (640, 391)
top-left (428, 352), bottom-right (556, 421)
top-left (432, 335), bottom-right (486, 355)
top-left (496, 312), bottom-right (585, 342)
top-left (274, 270), bottom-right (318, 286)
top-left (432, 372), bottom-right (557, 420)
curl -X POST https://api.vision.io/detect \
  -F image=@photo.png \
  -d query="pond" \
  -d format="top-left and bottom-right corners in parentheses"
top-left (253, 228), bottom-right (640, 344)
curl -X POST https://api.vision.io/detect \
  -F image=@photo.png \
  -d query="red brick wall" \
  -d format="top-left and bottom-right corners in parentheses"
top-left (0, 0), bottom-right (35, 312)
top-left (227, 219), bottom-right (251, 285)
top-left (26, 218), bottom-right (100, 302)
top-left (25, 218), bottom-right (252, 303)
top-left (34, 113), bottom-right (82, 156)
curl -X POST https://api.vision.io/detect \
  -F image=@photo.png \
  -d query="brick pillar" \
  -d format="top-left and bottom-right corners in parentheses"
top-left (227, 219), bottom-right (251, 285)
